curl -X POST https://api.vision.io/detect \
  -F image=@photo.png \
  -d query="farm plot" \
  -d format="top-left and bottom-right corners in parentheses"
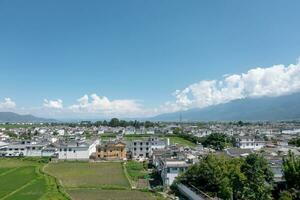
top-left (67, 188), bottom-right (156, 200)
top-left (0, 158), bottom-right (68, 200)
top-left (45, 161), bottom-right (159, 200)
top-left (0, 166), bottom-right (38, 198)
top-left (44, 162), bottom-right (130, 188)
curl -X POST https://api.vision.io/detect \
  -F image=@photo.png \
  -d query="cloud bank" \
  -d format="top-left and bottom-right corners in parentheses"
top-left (2, 59), bottom-right (300, 118)
top-left (169, 60), bottom-right (300, 112)
top-left (43, 99), bottom-right (63, 109)
top-left (0, 98), bottom-right (16, 110)
top-left (68, 94), bottom-right (144, 117)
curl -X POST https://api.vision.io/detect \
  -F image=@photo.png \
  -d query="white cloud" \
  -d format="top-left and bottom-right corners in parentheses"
top-left (170, 60), bottom-right (300, 112)
top-left (68, 94), bottom-right (144, 117)
top-left (0, 98), bottom-right (16, 109)
top-left (43, 99), bottom-right (63, 109)
top-left (16, 59), bottom-right (300, 118)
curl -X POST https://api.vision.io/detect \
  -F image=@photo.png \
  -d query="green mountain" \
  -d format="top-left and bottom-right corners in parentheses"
top-left (153, 93), bottom-right (300, 121)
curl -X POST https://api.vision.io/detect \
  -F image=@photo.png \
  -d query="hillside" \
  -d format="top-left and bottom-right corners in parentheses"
top-left (152, 93), bottom-right (300, 121)
top-left (0, 112), bottom-right (55, 123)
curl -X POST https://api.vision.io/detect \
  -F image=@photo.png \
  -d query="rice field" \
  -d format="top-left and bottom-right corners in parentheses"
top-left (45, 161), bottom-right (159, 200)
top-left (0, 158), bottom-right (68, 200)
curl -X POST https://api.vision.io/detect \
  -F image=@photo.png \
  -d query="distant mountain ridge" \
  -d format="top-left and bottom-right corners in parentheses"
top-left (0, 112), bottom-right (55, 123)
top-left (152, 93), bottom-right (300, 121)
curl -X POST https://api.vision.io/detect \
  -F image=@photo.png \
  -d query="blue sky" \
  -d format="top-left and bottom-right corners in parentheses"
top-left (0, 0), bottom-right (300, 118)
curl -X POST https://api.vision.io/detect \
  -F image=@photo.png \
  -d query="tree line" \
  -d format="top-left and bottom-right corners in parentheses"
top-left (174, 152), bottom-right (300, 200)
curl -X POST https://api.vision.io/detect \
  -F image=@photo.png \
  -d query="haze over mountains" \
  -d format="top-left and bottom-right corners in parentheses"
top-left (1, 93), bottom-right (300, 122)
top-left (153, 92), bottom-right (300, 121)
top-left (0, 112), bottom-right (54, 123)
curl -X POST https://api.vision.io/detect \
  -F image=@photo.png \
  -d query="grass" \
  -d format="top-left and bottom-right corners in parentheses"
top-left (0, 158), bottom-right (69, 200)
top-left (67, 188), bottom-right (157, 200)
top-left (125, 161), bottom-right (148, 181)
top-left (4, 177), bottom-right (47, 200)
top-left (0, 166), bottom-right (37, 198)
top-left (0, 124), bottom-right (40, 129)
top-left (45, 161), bottom-right (160, 200)
top-left (165, 136), bottom-right (196, 147)
top-left (0, 159), bottom-right (162, 200)
top-left (100, 134), bottom-right (196, 148)
top-left (44, 162), bottom-right (130, 188)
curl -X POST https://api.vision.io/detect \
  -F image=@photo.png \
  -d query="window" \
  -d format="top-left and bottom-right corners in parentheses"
top-left (140, 142), bottom-right (143, 145)
top-left (140, 148), bottom-right (143, 151)
top-left (146, 142), bottom-right (149, 145)
top-left (32, 147), bottom-right (36, 150)
top-left (146, 148), bottom-right (149, 151)
top-left (69, 148), bottom-right (72, 151)
top-left (134, 142), bottom-right (136, 146)
top-left (64, 148), bottom-right (67, 151)
top-left (134, 148), bottom-right (136, 151)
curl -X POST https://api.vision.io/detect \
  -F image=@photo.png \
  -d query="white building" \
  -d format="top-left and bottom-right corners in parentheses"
top-left (129, 137), bottom-right (166, 159)
top-left (56, 139), bottom-right (99, 160)
top-left (160, 159), bottom-right (189, 186)
top-left (0, 141), bottom-right (51, 157)
top-left (236, 136), bottom-right (265, 150)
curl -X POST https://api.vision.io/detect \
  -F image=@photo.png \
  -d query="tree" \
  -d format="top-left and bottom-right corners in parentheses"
top-left (177, 154), bottom-right (233, 199)
top-left (109, 118), bottom-right (120, 127)
top-left (279, 191), bottom-right (293, 200)
top-left (240, 153), bottom-right (274, 200)
top-left (176, 153), bottom-right (274, 200)
top-left (288, 138), bottom-right (300, 147)
top-left (202, 133), bottom-right (231, 150)
top-left (282, 151), bottom-right (300, 190)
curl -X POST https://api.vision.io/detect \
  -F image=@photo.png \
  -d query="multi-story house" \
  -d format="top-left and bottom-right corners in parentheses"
top-left (160, 159), bottom-right (189, 186)
top-left (236, 136), bottom-right (265, 150)
top-left (128, 137), bottom-right (166, 159)
top-left (96, 141), bottom-right (126, 160)
top-left (56, 139), bottom-right (99, 160)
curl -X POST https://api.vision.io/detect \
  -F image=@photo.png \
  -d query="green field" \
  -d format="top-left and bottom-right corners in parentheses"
top-left (67, 189), bottom-right (156, 200)
top-left (0, 158), bottom-right (68, 200)
top-left (100, 134), bottom-right (196, 148)
top-left (0, 159), bottom-right (162, 200)
top-left (125, 161), bottom-right (148, 182)
top-left (45, 161), bottom-right (160, 200)
top-left (165, 136), bottom-right (196, 147)
top-left (44, 162), bottom-right (129, 188)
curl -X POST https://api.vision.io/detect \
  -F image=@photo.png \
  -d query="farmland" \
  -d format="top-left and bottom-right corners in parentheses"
top-left (44, 162), bottom-right (129, 188)
top-left (45, 161), bottom-right (160, 200)
top-left (0, 158), bottom-right (68, 200)
top-left (100, 134), bottom-right (196, 148)
top-left (0, 159), bottom-right (162, 200)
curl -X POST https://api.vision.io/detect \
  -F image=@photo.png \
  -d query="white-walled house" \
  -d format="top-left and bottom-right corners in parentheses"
top-left (128, 137), bottom-right (166, 159)
top-left (236, 136), bottom-right (265, 150)
top-left (0, 141), bottom-right (50, 157)
top-left (56, 139), bottom-right (99, 160)
top-left (160, 159), bottom-right (189, 186)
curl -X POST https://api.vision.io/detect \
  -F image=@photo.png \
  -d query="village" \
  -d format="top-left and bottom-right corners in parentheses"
top-left (1, 120), bottom-right (300, 199)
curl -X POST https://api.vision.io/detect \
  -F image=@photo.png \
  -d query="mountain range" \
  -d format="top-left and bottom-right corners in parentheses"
top-left (152, 93), bottom-right (300, 121)
top-left (0, 112), bottom-right (55, 123)
top-left (1, 93), bottom-right (300, 122)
